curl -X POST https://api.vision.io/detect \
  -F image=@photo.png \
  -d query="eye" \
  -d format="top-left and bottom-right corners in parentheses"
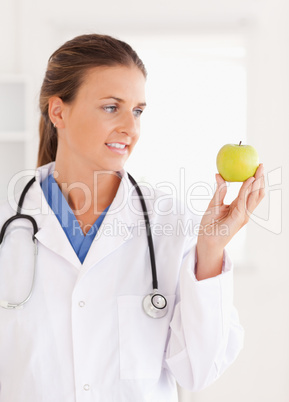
top-left (103, 105), bottom-right (118, 113)
top-left (133, 108), bottom-right (143, 117)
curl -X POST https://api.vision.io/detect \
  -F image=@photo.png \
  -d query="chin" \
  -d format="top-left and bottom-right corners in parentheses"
top-left (94, 161), bottom-right (127, 174)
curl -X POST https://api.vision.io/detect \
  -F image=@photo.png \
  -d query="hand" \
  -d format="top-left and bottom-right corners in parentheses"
top-left (196, 164), bottom-right (265, 280)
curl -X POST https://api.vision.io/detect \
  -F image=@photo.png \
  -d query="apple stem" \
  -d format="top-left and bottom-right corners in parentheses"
top-left (239, 141), bottom-right (242, 146)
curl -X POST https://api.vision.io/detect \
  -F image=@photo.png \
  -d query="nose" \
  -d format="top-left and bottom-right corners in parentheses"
top-left (117, 111), bottom-right (139, 138)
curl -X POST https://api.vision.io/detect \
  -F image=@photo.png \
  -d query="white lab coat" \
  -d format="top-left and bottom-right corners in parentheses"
top-left (0, 162), bottom-right (244, 402)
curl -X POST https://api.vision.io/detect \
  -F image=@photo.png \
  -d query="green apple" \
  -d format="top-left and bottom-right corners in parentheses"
top-left (216, 141), bottom-right (259, 182)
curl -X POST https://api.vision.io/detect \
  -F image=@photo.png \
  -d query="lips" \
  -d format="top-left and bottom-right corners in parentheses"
top-left (105, 142), bottom-right (129, 155)
top-left (106, 143), bottom-right (127, 149)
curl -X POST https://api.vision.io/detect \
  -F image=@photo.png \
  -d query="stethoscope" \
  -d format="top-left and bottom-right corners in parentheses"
top-left (0, 174), bottom-right (168, 318)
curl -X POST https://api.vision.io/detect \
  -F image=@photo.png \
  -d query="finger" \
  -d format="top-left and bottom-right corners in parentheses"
top-left (247, 167), bottom-right (266, 213)
top-left (246, 178), bottom-right (261, 214)
top-left (230, 165), bottom-right (265, 227)
top-left (236, 176), bottom-right (256, 212)
top-left (254, 163), bottom-right (264, 179)
top-left (259, 172), bottom-right (266, 199)
top-left (249, 163), bottom-right (265, 199)
top-left (208, 173), bottom-right (227, 209)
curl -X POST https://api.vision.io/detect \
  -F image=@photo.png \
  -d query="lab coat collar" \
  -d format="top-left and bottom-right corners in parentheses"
top-left (17, 162), bottom-right (154, 271)
top-left (78, 168), bottom-right (155, 275)
top-left (26, 162), bottom-right (82, 268)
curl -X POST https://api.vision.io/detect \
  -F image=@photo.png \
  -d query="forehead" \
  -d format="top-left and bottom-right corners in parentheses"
top-left (78, 65), bottom-right (146, 98)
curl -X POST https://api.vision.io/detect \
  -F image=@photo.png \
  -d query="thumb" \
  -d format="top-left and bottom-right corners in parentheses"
top-left (210, 173), bottom-right (227, 207)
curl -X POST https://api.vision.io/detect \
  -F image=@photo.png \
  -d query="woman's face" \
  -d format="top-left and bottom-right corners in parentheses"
top-left (55, 64), bottom-right (146, 172)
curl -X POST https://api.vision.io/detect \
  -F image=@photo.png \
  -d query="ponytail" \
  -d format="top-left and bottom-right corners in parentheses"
top-left (37, 116), bottom-right (58, 167)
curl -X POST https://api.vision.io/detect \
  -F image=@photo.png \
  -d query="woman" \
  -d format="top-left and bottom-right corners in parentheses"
top-left (0, 34), bottom-right (265, 401)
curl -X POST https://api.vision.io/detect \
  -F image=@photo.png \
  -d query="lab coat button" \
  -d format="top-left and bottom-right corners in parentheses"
top-left (83, 384), bottom-right (90, 391)
top-left (79, 301), bottom-right (85, 307)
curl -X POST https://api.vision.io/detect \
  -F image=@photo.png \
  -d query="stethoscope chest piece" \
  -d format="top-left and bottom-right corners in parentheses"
top-left (143, 291), bottom-right (168, 319)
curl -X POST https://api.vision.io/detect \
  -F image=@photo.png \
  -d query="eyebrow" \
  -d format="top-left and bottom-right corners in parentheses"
top-left (100, 96), bottom-right (147, 107)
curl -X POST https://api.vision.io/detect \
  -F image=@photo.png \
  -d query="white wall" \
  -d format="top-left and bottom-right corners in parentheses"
top-left (180, 1), bottom-right (289, 401)
top-left (0, 1), bottom-right (288, 401)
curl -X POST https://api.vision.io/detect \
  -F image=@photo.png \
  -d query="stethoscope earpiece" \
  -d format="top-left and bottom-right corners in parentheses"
top-left (143, 292), bottom-right (168, 319)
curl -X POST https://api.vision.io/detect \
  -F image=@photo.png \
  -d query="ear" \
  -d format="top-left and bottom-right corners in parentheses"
top-left (48, 97), bottom-right (66, 129)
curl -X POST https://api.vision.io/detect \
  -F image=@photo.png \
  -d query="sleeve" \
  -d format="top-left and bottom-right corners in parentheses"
top-left (164, 243), bottom-right (244, 392)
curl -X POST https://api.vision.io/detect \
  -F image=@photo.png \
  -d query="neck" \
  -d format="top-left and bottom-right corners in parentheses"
top-left (53, 158), bottom-right (121, 214)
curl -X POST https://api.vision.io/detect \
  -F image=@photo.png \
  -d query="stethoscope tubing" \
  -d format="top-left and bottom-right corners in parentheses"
top-left (127, 173), bottom-right (158, 290)
top-left (0, 177), bottom-right (38, 245)
top-left (0, 173), bottom-right (168, 317)
top-left (0, 177), bottom-right (39, 309)
top-left (16, 177), bottom-right (36, 214)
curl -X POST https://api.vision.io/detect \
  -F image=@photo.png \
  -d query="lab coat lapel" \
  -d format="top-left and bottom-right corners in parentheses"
top-left (34, 213), bottom-right (82, 269)
top-left (19, 163), bottom-right (82, 269)
top-left (80, 171), bottom-right (148, 275)
top-left (17, 164), bottom-right (152, 272)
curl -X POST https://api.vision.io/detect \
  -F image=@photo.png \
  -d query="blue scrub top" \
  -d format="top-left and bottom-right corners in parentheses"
top-left (41, 174), bottom-right (110, 263)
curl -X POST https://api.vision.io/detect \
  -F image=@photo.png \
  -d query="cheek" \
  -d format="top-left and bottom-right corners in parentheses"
top-left (70, 118), bottom-right (106, 149)
top-left (133, 122), bottom-right (141, 142)
top-left (129, 133), bottom-right (140, 151)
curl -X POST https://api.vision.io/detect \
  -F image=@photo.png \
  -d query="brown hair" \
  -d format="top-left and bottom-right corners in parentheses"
top-left (37, 34), bottom-right (147, 167)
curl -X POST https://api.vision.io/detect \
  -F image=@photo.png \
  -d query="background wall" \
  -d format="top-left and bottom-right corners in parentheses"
top-left (0, 0), bottom-right (288, 401)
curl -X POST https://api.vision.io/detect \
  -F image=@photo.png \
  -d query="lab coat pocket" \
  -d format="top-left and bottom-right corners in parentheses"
top-left (117, 294), bottom-right (176, 380)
